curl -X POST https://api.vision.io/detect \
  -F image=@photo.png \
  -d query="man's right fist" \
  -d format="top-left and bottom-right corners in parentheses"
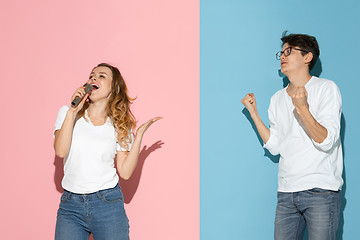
top-left (241, 93), bottom-right (257, 115)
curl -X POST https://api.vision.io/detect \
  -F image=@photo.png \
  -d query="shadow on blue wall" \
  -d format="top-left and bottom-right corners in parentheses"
top-left (242, 58), bottom-right (346, 239)
top-left (279, 58), bottom-right (323, 88)
top-left (337, 114), bottom-right (347, 240)
top-left (241, 59), bottom-right (324, 162)
top-left (242, 108), bottom-right (279, 163)
top-left (302, 114), bottom-right (346, 240)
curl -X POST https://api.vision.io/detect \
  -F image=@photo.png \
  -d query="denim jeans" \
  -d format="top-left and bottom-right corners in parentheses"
top-left (55, 184), bottom-right (129, 240)
top-left (274, 188), bottom-right (340, 240)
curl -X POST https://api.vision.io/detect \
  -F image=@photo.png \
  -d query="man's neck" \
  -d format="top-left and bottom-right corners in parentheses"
top-left (287, 71), bottom-right (312, 88)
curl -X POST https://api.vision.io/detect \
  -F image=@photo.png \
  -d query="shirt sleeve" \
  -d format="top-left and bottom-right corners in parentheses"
top-left (263, 96), bottom-right (280, 155)
top-left (116, 130), bottom-right (134, 152)
top-left (53, 105), bottom-right (70, 137)
top-left (311, 81), bottom-right (342, 152)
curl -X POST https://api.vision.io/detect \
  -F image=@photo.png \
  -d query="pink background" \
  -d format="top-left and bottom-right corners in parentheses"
top-left (0, 0), bottom-right (199, 239)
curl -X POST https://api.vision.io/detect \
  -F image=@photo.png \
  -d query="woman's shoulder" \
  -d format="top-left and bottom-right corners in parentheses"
top-left (55, 105), bottom-right (71, 121)
top-left (58, 105), bottom-right (70, 112)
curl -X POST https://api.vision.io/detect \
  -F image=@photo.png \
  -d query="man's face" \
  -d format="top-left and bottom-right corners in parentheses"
top-left (280, 43), bottom-right (310, 75)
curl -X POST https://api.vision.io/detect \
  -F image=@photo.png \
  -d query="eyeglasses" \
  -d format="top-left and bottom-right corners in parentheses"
top-left (276, 47), bottom-right (309, 60)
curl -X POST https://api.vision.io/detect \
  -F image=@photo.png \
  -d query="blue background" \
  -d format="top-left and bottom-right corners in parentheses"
top-left (200, 0), bottom-right (360, 239)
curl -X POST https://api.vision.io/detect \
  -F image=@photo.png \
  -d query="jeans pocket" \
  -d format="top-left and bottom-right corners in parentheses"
top-left (102, 189), bottom-right (123, 203)
top-left (60, 191), bottom-right (71, 202)
top-left (306, 188), bottom-right (332, 194)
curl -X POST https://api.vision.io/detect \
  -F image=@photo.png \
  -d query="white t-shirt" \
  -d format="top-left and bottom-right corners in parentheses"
top-left (54, 105), bottom-right (132, 194)
top-left (264, 76), bottom-right (343, 192)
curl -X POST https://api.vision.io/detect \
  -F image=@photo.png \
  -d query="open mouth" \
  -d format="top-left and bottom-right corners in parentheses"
top-left (91, 84), bottom-right (100, 90)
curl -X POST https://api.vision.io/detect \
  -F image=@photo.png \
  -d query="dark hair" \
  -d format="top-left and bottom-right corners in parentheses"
top-left (281, 31), bottom-right (320, 70)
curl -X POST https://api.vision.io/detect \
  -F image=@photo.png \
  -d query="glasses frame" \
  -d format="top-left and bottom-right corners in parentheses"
top-left (276, 47), bottom-right (309, 60)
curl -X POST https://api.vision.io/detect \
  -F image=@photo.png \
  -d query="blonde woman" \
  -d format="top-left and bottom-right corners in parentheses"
top-left (54, 63), bottom-right (161, 240)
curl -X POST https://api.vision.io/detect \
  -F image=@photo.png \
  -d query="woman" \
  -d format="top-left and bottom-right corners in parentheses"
top-left (54, 63), bottom-right (161, 239)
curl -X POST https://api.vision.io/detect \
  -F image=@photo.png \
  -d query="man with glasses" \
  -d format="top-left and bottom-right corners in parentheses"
top-left (241, 33), bottom-right (343, 240)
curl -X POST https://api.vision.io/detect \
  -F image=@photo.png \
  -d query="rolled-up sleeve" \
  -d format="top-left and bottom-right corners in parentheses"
top-left (312, 82), bottom-right (342, 152)
top-left (263, 97), bottom-right (280, 156)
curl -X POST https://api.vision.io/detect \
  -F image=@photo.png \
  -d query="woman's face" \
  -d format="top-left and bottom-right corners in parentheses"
top-left (88, 66), bottom-right (113, 102)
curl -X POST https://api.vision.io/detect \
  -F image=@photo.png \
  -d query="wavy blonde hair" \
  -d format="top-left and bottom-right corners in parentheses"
top-left (79, 63), bottom-right (136, 150)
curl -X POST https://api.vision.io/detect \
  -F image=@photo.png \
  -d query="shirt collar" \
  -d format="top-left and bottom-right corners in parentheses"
top-left (84, 109), bottom-right (112, 126)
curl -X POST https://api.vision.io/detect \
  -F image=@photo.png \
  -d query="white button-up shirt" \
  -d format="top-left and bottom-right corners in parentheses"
top-left (264, 76), bottom-right (343, 192)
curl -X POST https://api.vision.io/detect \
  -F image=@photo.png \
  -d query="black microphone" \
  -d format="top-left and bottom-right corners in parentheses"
top-left (71, 83), bottom-right (94, 108)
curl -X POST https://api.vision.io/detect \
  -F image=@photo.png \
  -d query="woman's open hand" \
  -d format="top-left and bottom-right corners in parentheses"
top-left (136, 117), bottom-right (162, 137)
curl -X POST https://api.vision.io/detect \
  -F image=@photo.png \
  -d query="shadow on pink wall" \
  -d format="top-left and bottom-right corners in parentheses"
top-left (53, 140), bottom-right (164, 239)
top-left (119, 140), bottom-right (164, 203)
top-left (53, 140), bottom-right (164, 203)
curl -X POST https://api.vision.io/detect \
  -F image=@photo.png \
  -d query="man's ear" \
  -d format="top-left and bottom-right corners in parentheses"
top-left (304, 52), bottom-right (313, 65)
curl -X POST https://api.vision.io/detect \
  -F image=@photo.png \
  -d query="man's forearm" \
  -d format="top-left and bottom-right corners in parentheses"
top-left (296, 106), bottom-right (328, 143)
top-left (251, 111), bottom-right (270, 144)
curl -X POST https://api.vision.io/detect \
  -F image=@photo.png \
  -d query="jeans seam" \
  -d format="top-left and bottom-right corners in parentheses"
top-left (294, 211), bottom-right (301, 240)
top-left (330, 193), bottom-right (334, 238)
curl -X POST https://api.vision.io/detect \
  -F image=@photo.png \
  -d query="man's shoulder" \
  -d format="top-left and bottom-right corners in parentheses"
top-left (270, 88), bottom-right (286, 101)
top-left (308, 77), bottom-right (342, 101)
top-left (310, 76), bottom-right (338, 89)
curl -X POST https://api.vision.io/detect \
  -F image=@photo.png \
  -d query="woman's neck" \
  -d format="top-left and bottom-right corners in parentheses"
top-left (87, 101), bottom-right (108, 119)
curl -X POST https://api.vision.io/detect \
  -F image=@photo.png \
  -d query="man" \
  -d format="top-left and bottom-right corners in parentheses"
top-left (241, 33), bottom-right (343, 240)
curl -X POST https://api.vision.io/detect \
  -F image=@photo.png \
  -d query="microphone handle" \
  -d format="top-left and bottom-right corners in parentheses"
top-left (71, 83), bottom-right (93, 108)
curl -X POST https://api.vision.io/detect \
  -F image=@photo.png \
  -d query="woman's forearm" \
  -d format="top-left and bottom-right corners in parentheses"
top-left (117, 117), bottom-right (162, 180)
top-left (117, 134), bottom-right (143, 180)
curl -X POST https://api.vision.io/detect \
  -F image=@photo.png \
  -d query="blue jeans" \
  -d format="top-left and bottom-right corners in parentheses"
top-left (274, 188), bottom-right (340, 240)
top-left (55, 184), bottom-right (129, 240)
